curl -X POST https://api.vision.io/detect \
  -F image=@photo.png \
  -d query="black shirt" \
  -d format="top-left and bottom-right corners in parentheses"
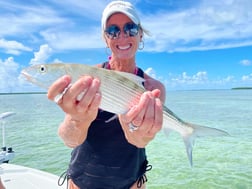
top-left (67, 62), bottom-right (148, 189)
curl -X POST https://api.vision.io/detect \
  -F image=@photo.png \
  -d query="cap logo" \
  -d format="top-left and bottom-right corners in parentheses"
top-left (109, 2), bottom-right (125, 8)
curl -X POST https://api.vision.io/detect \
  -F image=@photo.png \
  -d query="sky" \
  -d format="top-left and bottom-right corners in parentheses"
top-left (0, 0), bottom-right (252, 93)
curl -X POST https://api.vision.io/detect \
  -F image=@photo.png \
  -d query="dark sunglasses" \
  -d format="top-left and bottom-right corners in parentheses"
top-left (105, 22), bottom-right (140, 39)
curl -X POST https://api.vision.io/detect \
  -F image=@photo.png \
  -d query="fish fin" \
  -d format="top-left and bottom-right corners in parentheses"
top-left (115, 71), bottom-right (145, 88)
top-left (105, 114), bottom-right (118, 123)
top-left (187, 122), bottom-right (230, 137)
top-left (181, 122), bottom-right (229, 166)
top-left (183, 135), bottom-right (194, 167)
top-left (163, 127), bottom-right (172, 137)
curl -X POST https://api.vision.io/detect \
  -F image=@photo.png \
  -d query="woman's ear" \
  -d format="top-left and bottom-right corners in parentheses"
top-left (139, 33), bottom-right (144, 41)
top-left (139, 29), bottom-right (144, 39)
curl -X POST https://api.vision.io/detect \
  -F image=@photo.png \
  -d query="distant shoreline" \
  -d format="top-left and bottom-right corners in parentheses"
top-left (1, 88), bottom-right (252, 95)
top-left (231, 87), bottom-right (252, 90)
top-left (0, 92), bottom-right (46, 95)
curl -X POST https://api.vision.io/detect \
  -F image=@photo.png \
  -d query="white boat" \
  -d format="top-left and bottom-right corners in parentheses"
top-left (0, 112), bottom-right (66, 189)
top-left (0, 163), bottom-right (66, 189)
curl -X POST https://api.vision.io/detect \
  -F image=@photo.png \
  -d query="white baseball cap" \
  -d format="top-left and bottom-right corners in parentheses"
top-left (101, 1), bottom-right (141, 35)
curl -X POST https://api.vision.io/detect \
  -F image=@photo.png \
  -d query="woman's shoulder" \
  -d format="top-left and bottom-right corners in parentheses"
top-left (96, 62), bottom-right (109, 68)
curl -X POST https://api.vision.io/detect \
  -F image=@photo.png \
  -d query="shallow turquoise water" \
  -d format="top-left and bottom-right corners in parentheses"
top-left (1, 90), bottom-right (251, 189)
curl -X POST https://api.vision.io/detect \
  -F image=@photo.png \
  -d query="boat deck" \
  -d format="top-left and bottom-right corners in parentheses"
top-left (0, 163), bottom-right (66, 189)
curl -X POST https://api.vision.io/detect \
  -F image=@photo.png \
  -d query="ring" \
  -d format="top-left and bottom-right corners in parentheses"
top-left (129, 123), bottom-right (139, 132)
top-left (54, 84), bottom-right (72, 104)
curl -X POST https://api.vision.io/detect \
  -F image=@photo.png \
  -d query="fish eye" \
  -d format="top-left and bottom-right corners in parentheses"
top-left (39, 65), bottom-right (47, 73)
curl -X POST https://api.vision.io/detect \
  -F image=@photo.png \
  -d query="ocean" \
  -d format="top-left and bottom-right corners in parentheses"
top-left (0, 90), bottom-right (251, 189)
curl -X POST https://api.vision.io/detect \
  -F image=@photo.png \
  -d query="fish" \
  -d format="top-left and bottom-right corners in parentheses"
top-left (21, 63), bottom-right (229, 166)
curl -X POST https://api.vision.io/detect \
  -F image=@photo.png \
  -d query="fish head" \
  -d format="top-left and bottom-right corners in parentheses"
top-left (21, 63), bottom-right (66, 89)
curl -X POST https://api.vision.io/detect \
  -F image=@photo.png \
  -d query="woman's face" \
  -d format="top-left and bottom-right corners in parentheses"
top-left (105, 13), bottom-right (142, 60)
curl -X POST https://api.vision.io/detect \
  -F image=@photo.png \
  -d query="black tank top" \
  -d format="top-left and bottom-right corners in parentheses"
top-left (67, 63), bottom-right (148, 189)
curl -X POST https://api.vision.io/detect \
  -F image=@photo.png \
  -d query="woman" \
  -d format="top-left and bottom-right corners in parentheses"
top-left (48, 1), bottom-right (166, 188)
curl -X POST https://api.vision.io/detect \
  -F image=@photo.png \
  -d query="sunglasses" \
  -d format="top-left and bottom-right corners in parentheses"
top-left (105, 22), bottom-right (140, 39)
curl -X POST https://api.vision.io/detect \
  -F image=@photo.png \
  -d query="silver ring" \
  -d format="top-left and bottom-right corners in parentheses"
top-left (54, 84), bottom-right (72, 104)
top-left (129, 123), bottom-right (139, 132)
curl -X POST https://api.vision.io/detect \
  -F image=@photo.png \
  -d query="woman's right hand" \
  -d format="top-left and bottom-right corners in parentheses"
top-left (47, 75), bottom-right (101, 147)
top-left (47, 75), bottom-right (101, 123)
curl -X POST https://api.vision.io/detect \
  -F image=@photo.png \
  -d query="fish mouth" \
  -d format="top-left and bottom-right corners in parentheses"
top-left (21, 70), bottom-right (37, 84)
top-left (21, 70), bottom-right (32, 81)
top-left (21, 70), bottom-right (47, 89)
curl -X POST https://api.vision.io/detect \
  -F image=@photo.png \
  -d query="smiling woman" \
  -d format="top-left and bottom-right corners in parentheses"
top-left (101, 1), bottom-right (150, 62)
top-left (46, 1), bottom-right (166, 189)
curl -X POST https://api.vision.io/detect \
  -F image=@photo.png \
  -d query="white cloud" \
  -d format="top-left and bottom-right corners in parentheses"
top-left (171, 71), bottom-right (208, 85)
top-left (240, 59), bottom-right (251, 66)
top-left (0, 57), bottom-right (20, 92)
top-left (145, 67), bottom-right (157, 79)
top-left (1, 0), bottom-right (251, 53)
top-left (0, 38), bottom-right (32, 55)
top-left (52, 58), bottom-right (63, 63)
top-left (242, 74), bottom-right (252, 81)
top-left (142, 0), bottom-right (252, 52)
top-left (143, 69), bottom-right (246, 90)
top-left (211, 76), bottom-right (236, 88)
top-left (0, 1), bottom-right (106, 52)
top-left (40, 29), bottom-right (104, 50)
top-left (0, 2), bottom-right (69, 38)
top-left (47, 0), bottom-right (107, 18)
top-left (29, 44), bottom-right (52, 65)
top-left (166, 72), bottom-right (252, 90)
top-left (0, 56), bottom-right (48, 93)
top-left (223, 76), bottom-right (235, 82)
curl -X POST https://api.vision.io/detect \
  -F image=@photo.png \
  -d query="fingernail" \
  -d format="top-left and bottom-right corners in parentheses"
top-left (156, 98), bottom-right (162, 106)
top-left (62, 75), bottom-right (71, 85)
top-left (129, 105), bottom-right (137, 111)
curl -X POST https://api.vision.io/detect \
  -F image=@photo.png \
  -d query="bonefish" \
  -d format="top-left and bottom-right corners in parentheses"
top-left (21, 63), bottom-right (229, 166)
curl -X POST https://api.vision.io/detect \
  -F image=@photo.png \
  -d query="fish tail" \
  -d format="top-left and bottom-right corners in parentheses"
top-left (162, 110), bottom-right (229, 167)
top-left (182, 122), bottom-right (229, 166)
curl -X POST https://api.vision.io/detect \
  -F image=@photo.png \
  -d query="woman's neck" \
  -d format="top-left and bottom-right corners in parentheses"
top-left (109, 56), bottom-right (136, 73)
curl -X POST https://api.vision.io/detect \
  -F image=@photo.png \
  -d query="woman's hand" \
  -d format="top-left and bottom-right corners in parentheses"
top-left (47, 75), bottom-right (101, 147)
top-left (119, 89), bottom-right (163, 148)
top-left (47, 75), bottom-right (101, 122)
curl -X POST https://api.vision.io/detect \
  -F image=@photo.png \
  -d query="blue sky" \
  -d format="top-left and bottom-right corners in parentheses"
top-left (0, 0), bottom-right (252, 92)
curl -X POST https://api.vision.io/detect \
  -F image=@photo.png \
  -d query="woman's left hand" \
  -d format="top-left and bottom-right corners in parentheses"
top-left (119, 89), bottom-right (163, 148)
